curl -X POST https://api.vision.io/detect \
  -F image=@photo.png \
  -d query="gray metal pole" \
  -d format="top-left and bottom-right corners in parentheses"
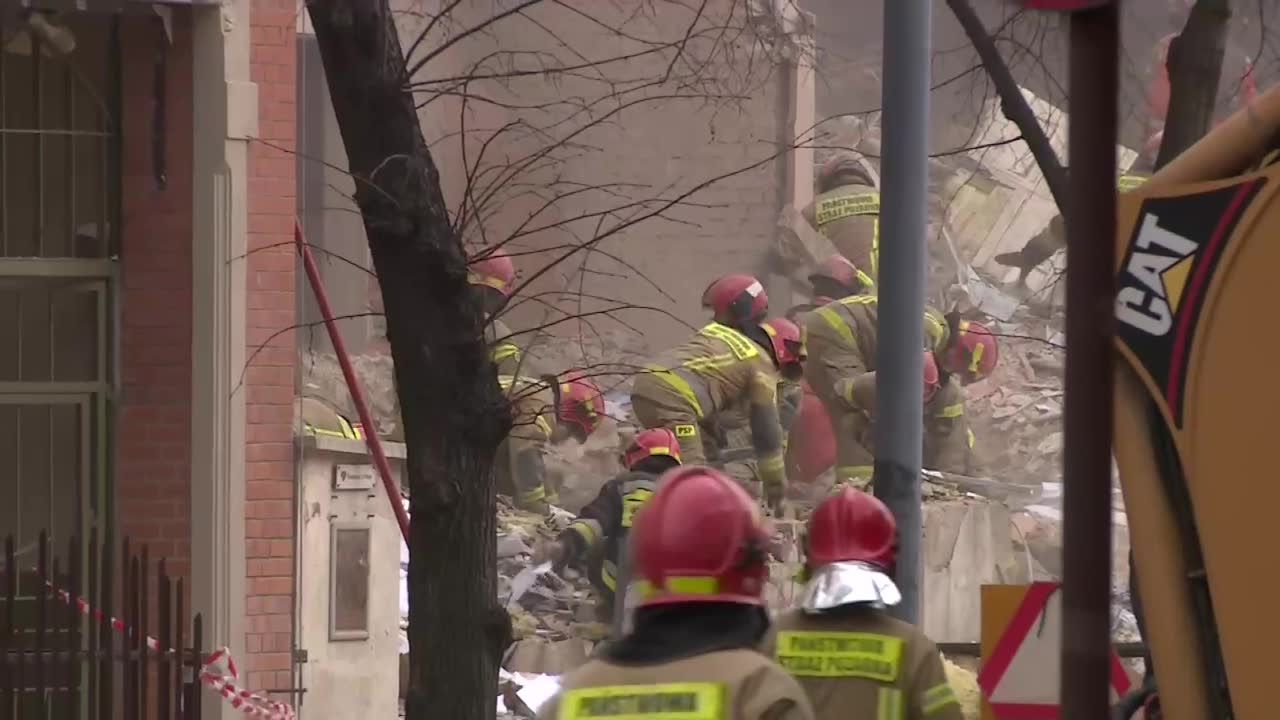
top-left (874, 0), bottom-right (931, 623)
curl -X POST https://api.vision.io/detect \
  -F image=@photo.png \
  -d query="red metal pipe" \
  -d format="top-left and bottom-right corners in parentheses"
top-left (295, 222), bottom-right (411, 542)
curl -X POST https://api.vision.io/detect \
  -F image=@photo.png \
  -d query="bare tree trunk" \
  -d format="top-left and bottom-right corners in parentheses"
top-left (306, 2), bottom-right (513, 719)
top-left (1154, 0), bottom-right (1232, 169)
top-left (946, 0), bottom-right (1069, 208)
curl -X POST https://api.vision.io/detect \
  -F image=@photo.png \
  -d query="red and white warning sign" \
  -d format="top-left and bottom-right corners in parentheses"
top-left (978, 582), bottom-right (1131, 720)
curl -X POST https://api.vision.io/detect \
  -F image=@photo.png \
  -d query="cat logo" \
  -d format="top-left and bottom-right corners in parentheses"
top-left (1115, 213), bottom-right (1198, 337)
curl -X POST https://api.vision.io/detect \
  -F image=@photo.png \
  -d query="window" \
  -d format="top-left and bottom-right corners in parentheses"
top-left (329, 524), bottom-right (371, 640)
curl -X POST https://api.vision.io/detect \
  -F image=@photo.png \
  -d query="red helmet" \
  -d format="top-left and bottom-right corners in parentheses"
top-left (760, 317), bottom-right (806, 369)
top-left (556, 373), bottom-right (605, 438)
top-left (806, 487), bottom-right (896, 571)
top-left (633, 466), bottom-right (772, 607)
top-left (923, 351), bottom-right (941, 404)
top-left (624, 428), bottom-right (682, 470)
top-left (701, 274), bottom-right (768, 325)
top-left (467, 247), bottom-right (517, 298)
top-left (940, 320), bottom-right (999, 384)
top-left (807, 255), bottom-right (864, 294)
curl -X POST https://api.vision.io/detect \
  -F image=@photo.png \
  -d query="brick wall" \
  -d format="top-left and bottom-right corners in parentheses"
top-left (117, 11), bottom-right (194, 579)
top-left (245, 0), bottom-right (299, 695)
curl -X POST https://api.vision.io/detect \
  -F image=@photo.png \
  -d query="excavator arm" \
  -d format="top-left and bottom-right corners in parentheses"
top-left (1114, 85), bottom-right (1280, 720)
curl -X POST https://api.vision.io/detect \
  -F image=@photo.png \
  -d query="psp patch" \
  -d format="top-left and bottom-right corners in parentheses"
top-left (1115, 178), bottom-right (1266, 427)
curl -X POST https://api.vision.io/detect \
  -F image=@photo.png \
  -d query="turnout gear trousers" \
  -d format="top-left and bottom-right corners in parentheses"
top-left (539, 648), bottom-right (816, 720)
top-left (631, 322), bottom-right (788, 496)
top-left (802, 183), bottom-right (881, 281)
top-left (764, 608), bottom-right (963, 720)
top-left (497, 374), bottom-right (560, 511)
top-left (802, 296), bottom-right (948, 487)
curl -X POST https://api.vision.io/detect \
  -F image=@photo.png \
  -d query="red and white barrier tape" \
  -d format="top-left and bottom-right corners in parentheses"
top-left (45, 582), bottom-right (296, 720)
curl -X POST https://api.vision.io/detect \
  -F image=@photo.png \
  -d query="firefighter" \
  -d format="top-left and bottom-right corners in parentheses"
top-left (539, 465), bottom-right (816, 720)
top-left (701, 273), bottom-right (770, 327)
top-left (540, 428), bottom-right (683, 620)
top-left (802, 153), bottom-right (881, 280)
top-left (782, 255), bottom-right (869, 487)
top-left (994, 173), bottom-right (1150, 286)
top-left (468, 246), bottom-right (533, 375)
top-left (499, 371), bottom-right (605, 513)
top-left (297, 395), bottom-right (365, 440)
top-left (844, 352), bottom-right (983, 476)
top-left (765, 488), bottom-right (962, 720)
top-left (802, 294), bottom-right (998, 488)
top-left (630, 315), bottom-right (806, 514)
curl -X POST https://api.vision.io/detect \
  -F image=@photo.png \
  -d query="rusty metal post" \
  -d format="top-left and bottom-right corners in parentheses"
top-left (296, 222), bottom-right (411, 542)
top-left (1061, 2), bottom-right (1119, 717)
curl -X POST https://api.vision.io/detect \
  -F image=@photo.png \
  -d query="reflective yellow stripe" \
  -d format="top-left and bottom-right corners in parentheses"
top-left (923, 682), bottom-right (959, 716)
top-left (775, 631), bottom-right (903, 681)
top-left (492, 343), bottom-right (521, 363)
top-left (835, 465), bottom-right (873, 481)
top-left (557, 682), bottom-right (725, 720)
top-left (696, 323), bottom-right (758, 361)
top-left (570, 520), bottom-right (601, 548)
top-left (924, 310), bottom-right (948, 352)
top-left (637, 575), bottom-right (719, 599)
top-left (758, 454), bottom-right (784, 473)
top-left (937, 403), bottom-right (964, 419)
top-left (621, 488), bottom-right (654, 528)
top-left (967, 428), bottom-right (976, 449)
top-left (871, 220), bottom-right (880, 277)
top-left (601, 559), bottom-right (617, 591)
top-left (877, 687), bottom-right (904, 720)
top-left (535, 415), bottom-right (554, 438)
top-left (1117, 174), bottom-right (1147, 193)
top-left (517, 486), bottom-right (546, 504)
top-left (644, 366), bottom-right (705, 418)
top-left (817, 307), bottom-right (857, 349)
top-left (815, 192), bottom-right (880, 226)
top-left (468, 272), bottom-right (510, 293)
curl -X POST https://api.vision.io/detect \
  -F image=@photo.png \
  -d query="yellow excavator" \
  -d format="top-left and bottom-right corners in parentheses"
top-left (1114, 84), bottom-right (1280, 720)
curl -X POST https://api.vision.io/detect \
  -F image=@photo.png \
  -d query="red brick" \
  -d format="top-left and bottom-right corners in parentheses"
top-left (246, 0), bottom-right (298, 681)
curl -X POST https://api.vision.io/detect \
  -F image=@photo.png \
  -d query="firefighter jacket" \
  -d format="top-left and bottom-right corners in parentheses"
top-left (539, 649), bottom-right (815, 720)
top-left (764, 607), bottom-right (963, 720)
top-left (560, 470), bottom-right (656, 600)
top-left (298, 396), bottom-right (365, 440)
top-left (802, 183), bottom-right (881, 280)
top-left (632, 323), bottom-right (788, 493)
top-left (802, 295), bottom-right (948, 409)
top-left (497, 374), bottom-right (559, 509)
top-left (488, 317), bottom-right (530, 376)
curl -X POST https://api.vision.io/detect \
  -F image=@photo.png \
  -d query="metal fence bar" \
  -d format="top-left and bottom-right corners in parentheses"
top-left (122, 541), bottom-right (135, 720)
top-left (175, 577), bottom-right (185, 720)
top-left (66, 534), bottom-right (82, 719)
top-left (1, 537), bottom-right (11, 720)
top-left (36, 533), bottom-right (47, 717)
top-left (86, 528), bottom-right (99, 718)
top-left (157, 561), bottom-right (171, 720)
